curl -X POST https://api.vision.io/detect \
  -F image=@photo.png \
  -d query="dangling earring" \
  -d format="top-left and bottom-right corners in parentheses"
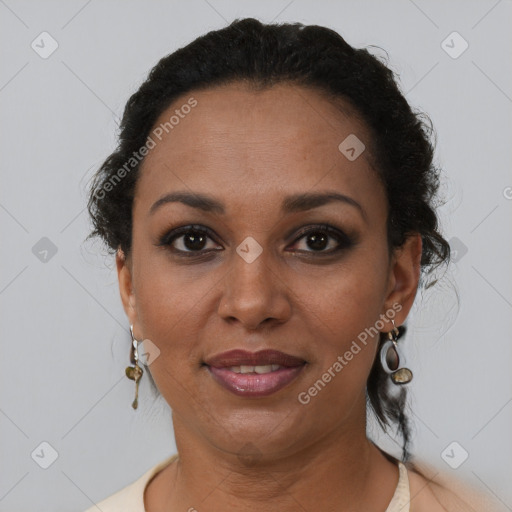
top-left (125, 325), bottom-right (144, 409)
top-left (380, 320), bottom-right (413, 385)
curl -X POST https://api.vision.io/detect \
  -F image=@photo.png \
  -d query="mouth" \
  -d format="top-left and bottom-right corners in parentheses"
top-left (203, 349), bottom-right (307, 398)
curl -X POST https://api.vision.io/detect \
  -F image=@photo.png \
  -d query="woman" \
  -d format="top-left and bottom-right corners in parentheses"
top-left (84, 18), bottom-right (498, 512)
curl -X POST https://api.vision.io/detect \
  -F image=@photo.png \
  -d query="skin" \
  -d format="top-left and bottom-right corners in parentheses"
top-left (116, 82), bottom-right (431, 511)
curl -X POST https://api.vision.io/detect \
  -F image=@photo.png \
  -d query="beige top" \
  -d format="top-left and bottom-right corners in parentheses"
top-left (83, 454), bottom-right (411, 512)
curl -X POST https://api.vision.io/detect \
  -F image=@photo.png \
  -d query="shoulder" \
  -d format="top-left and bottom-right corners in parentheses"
top-left (407, 468), bottom-right (455, 511)
top-left (81, 454), bottom-right (178, 512)
top-left (82, 481), bottom-right (142, 512)
top-left (405, 461), bottom-right (503, 512)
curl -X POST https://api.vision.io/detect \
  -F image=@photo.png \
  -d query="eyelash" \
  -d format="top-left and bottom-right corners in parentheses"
top-left (156, 223), bottom-right (355, 258)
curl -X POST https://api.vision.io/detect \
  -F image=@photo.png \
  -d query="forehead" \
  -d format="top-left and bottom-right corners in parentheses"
top-left (135, 82), bottom-right (383, 216)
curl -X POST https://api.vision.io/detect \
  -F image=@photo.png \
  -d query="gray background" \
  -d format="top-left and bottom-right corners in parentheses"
top-left (1, 0), bottom-right (511, 511)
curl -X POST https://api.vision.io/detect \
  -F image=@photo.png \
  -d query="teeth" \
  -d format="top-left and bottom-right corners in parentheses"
top-left (254, 365), bottom-right (272, 374)
top-left (229, 364), bottom-right (282, 374)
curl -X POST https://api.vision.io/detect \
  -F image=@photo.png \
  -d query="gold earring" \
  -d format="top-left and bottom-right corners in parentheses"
top-left (125, 325), bottom-right (143, 409)
top-left (380, 320), bottom-right (413, 385)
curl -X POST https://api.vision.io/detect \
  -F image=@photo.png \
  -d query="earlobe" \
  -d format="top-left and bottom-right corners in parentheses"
top-left (116, 248), bottom-right (137, 323)
top-left (383, 233), bottom-right (422, 327)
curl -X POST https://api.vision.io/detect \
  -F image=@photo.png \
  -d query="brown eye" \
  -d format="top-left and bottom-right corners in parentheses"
top-left (301, 231), bottom-right (330, 251)
top-left (175, 231), bottom-right (209, 251)
top-left (290, 225), bottom-right (354, 254)
top-left (158, 225), bottom-right (222, 255)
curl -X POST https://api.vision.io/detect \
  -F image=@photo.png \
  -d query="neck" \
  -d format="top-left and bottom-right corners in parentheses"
top-left (150, 413), bottom-right (400, 511)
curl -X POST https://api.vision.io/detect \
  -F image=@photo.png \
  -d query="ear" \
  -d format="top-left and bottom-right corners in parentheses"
top-left (116, 248), bottom-right (138, 328)
top-left (381, 233), bottom-right (422, 329)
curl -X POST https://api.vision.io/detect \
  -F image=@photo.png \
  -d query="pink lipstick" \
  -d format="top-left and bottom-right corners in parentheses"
top-left (204, 349), bottom-right (306, 397)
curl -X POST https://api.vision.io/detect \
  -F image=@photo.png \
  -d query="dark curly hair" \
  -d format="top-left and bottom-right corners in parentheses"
top-left (87, 18), bottom-right (450, 464)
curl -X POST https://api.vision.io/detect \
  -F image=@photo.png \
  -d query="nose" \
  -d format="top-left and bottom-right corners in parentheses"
top-left (217, 245), bottom-right (292, 331)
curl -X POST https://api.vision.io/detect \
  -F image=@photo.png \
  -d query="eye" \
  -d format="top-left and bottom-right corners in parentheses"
top-left (289, 224), bottom-right (354, 254)
top-left (157, 223), bottom-right (355, 258)
top-left (158, 225), bottom-right (222, 255)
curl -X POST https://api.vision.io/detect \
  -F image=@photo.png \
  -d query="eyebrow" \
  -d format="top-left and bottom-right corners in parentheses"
top-left (282, 191), bottom-right (366, 220)
top-left (149, 190), bottom-right (367, 221)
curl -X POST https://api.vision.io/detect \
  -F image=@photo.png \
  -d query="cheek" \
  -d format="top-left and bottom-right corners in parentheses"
top-left (131, 248), bottom-right (221, 401)
top-left (293, 287), bottom-right (384, 417)
top-left (296, 245), bottom-right (390, 344)
top-left (290, 245), bottom-right (390, 397)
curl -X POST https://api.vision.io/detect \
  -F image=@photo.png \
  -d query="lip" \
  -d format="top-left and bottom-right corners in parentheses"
top-left (204, 349), bottom-right (307, 398)
top-left (207, 365), bottom-right (306, 397)
top-left (204, 349), bottom-right (306, 368)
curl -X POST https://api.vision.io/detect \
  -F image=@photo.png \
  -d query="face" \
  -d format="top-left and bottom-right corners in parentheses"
top-left (117, 82), bottom-right (421, 460)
